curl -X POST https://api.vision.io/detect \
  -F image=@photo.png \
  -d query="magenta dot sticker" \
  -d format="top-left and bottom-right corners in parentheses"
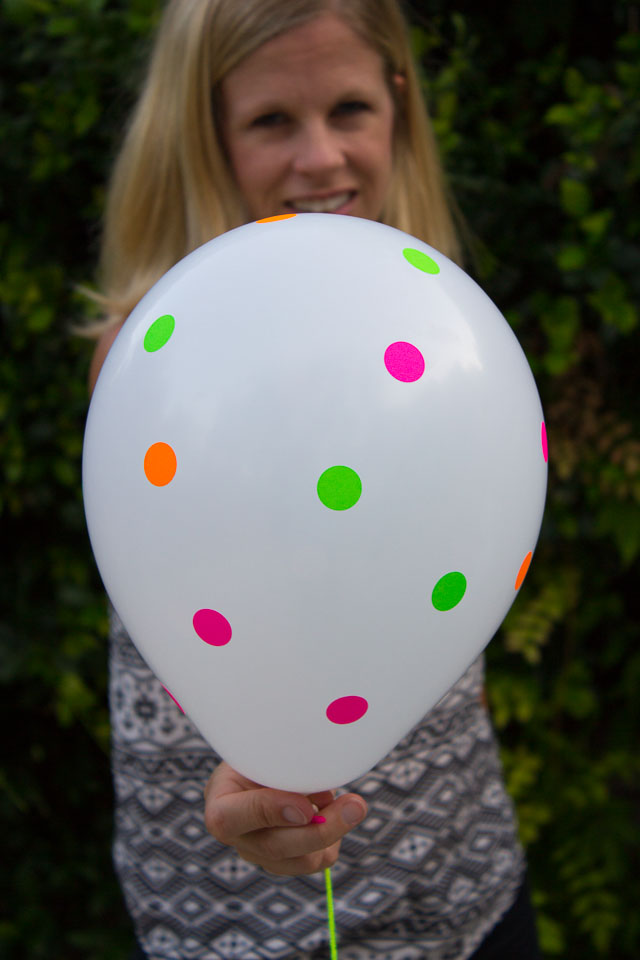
top-left (541, 421), bottom-right (548, 462)
top-left (384, 341), bottom-right (425, 382)
top-left (161, 685), bottom-right (185, 714)
top-left (326, 696), bottom-right (369, 725)
top-left (193, 609), bottom-right (232, 646)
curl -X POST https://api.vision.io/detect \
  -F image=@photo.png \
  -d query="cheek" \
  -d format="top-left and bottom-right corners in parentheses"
top-left (364, 137), bottom-right (394, 194)
top-left (226, 136), bottom-right (266, 195)
top-left (230, 151), bottom-right (258, 196)
top-left (238, 149), bottom-right (282, 199)
top-left (364, 117), bottom-right (395, 182)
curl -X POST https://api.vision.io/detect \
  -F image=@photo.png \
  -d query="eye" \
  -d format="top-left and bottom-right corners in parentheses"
top-left (252, 111), bottom-right (287, 128)
top-left (334, 100), bottom-right (370, 117)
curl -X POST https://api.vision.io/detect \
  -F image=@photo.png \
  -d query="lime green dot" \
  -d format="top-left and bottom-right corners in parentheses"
top-left (144, 314), bottom-right (175, 352)
top-left (317, 466), bottom-right (362, 511)
top-left (403, 248), bottom-right (440, 274)
top-left (432, 572), bottom-right (467, 611)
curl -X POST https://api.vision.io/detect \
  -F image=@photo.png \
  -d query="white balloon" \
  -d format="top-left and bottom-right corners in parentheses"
top-left (83, 213), bottom-right (547, 793)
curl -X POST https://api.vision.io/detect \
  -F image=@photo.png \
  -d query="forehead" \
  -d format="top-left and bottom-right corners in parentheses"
top-left (222, 13), bottom-right (387, 112)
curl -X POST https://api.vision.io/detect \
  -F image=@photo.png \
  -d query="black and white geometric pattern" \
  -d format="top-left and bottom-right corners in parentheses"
top-left (109, 610), bottom-right (524, 960)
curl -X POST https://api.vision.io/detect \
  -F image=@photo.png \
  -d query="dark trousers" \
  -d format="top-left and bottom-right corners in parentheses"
top-left (131, 872), bottom-right (540, 960)
top-left (469, 872), bottom-right (540, 959)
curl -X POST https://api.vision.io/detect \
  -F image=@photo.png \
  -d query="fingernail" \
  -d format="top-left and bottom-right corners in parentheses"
top-left (282, 806), bottom-right (308, 825)
top-left (311, 814), bottom-right (326, 824)
top-left (342, 801), bottom-right (365, 826)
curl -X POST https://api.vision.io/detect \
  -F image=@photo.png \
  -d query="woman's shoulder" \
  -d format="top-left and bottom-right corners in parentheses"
top-left (89, 319), bottom-right (125, 394)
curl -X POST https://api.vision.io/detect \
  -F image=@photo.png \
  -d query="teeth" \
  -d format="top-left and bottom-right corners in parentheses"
top-left (291, 192), bottom-right (352, 213)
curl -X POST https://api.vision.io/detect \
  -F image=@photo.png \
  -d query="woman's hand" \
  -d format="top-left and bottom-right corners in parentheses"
top-left (204, 761), bottom-right (367, 876)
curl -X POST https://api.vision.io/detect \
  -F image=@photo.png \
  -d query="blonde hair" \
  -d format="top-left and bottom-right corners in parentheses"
top-left (93, 0), bottom-right (462, 328)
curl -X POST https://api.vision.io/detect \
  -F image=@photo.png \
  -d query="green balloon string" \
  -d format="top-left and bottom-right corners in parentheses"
top-left (325, 867), bottom-right (338, 960)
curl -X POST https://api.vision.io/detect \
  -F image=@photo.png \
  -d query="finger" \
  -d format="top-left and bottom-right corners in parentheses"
top-left (235, 793), bottom-right (367, 863)
top-left (204, 761), bottom-right (261, 805)
top-left (241, 840), bottom-right (342, 877)
top-left (307, 792), bottom-right (367, 832)
top-left (205, 762), bottom-right (331, 815)
top-left (205, 783), bottom-right (317, 843)
top-left (307, 788), bottom-right (336, 811)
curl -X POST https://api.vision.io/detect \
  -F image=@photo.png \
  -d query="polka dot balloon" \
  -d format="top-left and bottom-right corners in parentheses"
top-left (83, 213), bottom-right (547, 793)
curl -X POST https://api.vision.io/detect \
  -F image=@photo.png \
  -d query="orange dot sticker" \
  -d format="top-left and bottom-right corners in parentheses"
top-left (515, 551), bottom-right (533, 590)
top-left (144, 442), bottom-right (177, 486)
top-left (256, 214), bottom-right (297, 223)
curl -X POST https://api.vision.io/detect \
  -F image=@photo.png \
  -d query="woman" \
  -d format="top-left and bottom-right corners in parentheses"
top-left (89, 2), bottom-right (540, 958)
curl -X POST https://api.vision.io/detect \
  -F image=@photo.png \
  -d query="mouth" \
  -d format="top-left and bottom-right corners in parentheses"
top-left (286, 191), bottom-right (357, 214)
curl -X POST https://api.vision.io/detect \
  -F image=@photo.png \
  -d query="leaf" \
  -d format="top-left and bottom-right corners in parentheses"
top-left (588, 273), bottom-right (638, 334)
top-left (540, 295), bottom-right (580, 373)
top-left (556, 244), bottom-right (588, 271)
top-left (502, 565), bottom-right (580, 663)
top-left (560, 177), bottom-right (592, 217)
top-left (74, 95), bottom-right (100, 136)
top-left (594, 500), bottom-right (640, 565)
top-left (536, 910), bottom-right (566, 955)
top-left (545, 103), bottom-right (576, 127)
top-left (26, 303), bottom-right (54, 333)
top-left (55, 672), bottom-right (97, 727)
top-left (564, 66), bottom-right (585, 99)
top-left (580, 208), bottom-right (613, 240)
top-left (554, 661), bottom-right (598, 720)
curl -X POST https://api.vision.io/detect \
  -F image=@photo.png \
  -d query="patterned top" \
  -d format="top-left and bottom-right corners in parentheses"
top-left (109, 609), bottom-right (525, 960)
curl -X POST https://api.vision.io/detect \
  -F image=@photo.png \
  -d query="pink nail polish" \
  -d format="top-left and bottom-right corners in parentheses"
top-left (311, 814), bottom-right (326, 824)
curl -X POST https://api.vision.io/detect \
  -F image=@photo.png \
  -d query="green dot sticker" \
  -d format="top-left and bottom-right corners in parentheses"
top-left (317, 466), bottom-right (362, 511)
top-left (144, 314), bottom-right (175, 352)
top-left (432, 571), bottom-right (467, 611)
top-left (403, 248), bottom-right (440, 274)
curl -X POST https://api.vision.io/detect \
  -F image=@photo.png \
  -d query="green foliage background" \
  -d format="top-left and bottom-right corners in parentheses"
top-left (1, 1), bottom-right (638, 957)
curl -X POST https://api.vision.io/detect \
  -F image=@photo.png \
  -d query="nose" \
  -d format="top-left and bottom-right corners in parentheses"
top-left (291, 119), bottom-right (345, 177)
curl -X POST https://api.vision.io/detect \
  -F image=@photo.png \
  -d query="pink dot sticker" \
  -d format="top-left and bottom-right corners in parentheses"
top-left (161, 685), bottom-right (185, 714)
top-left (384, 341), bottom-right (425, 382)
top-left (193, 609), bottom-right (232, 646)
top-left (541, 421), bottom-right (548, 463)
top-left (326, 696), bottom-right (369, 725)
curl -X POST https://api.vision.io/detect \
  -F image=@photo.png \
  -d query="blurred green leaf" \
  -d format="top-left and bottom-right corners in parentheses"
top-left (588, 273), bottom-right (638, 334)
top-left (560, 178), bottom-right (592, 217)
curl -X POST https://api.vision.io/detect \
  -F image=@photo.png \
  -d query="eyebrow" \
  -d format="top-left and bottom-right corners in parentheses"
top-left (246, 101), bottom-right (287, 117)
top-left (239, 87), bottom-right (374, 121)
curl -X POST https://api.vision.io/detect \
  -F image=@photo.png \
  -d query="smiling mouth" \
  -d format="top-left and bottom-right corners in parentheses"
top-left (286, 191), bottom-right (356, 213)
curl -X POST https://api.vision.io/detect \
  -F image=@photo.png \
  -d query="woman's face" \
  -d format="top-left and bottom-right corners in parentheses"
top-left (220, 13), bottom-right (398, 223)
